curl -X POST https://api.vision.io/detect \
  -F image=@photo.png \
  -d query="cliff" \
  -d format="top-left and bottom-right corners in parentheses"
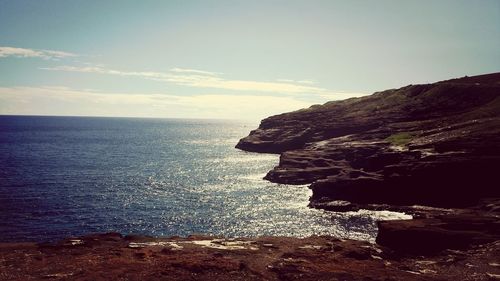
top-left (237, 73), bottom-right (500, 254)
top-left (237, 73), bottom-right (500, 208)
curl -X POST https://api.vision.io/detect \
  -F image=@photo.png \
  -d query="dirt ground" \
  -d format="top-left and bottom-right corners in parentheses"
top-left (1, 233), bottom-right (499, 281)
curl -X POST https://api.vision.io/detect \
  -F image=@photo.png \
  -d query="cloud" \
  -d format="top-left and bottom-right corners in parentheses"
top-left (41, 65), bottom-right (333, 95)
top-left (169, 67), bottom-right (219, 76)
top-left (277, 79), bottom-right (316, 85)
top-left (0, 86), bottom-right (314, 120)
top-left (0, 46), bottom-right (77, 60)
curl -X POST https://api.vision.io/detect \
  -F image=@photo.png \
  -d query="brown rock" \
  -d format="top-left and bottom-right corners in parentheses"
top-left (376, 213), bottom-right (500, 255)
top-left (237, 72), bottom-right (500, 209)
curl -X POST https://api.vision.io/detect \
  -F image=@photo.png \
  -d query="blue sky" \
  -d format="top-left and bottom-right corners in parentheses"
top-left (0, 0), bottom-right (499, 120)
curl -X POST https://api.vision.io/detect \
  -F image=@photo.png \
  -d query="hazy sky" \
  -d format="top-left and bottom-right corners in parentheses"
top-left (1, 0), bottom-right (499, 120)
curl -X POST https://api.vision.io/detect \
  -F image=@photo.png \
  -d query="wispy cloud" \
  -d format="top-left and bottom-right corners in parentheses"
top-left (276, 79), bottom-right (316, 85)
top-left (169, 67), bottom-right (220, 76)
top-left (41, 65), bottom-right (332, 95)
top-left (0, 46), bottom-right (77, 60)
top-left (0, 86), bottom-right (313, 120)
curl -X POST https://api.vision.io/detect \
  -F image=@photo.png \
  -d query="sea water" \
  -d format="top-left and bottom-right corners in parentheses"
top-left (0, 116), bottom-right (409, 242)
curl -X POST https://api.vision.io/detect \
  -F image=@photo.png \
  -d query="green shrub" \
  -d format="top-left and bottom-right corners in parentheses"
top-left (385, 132), bottom-right (413, 146)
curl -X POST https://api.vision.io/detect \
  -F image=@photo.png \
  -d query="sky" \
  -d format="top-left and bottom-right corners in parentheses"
top-left (0, 0), bottom-right (499, 121)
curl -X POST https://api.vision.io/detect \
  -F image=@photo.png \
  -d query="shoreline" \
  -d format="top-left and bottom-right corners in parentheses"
top-left (1, 198), bottom-right (499, 280)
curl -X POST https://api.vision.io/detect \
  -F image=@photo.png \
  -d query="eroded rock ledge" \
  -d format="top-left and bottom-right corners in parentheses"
top-left (237, 73), bottom-right (500, 256)
top-left (237, 73), bottom-right (500, 209)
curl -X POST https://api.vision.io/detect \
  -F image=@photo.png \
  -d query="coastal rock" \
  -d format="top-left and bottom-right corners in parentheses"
top-left (237, 73), bottom-right (500, 209)
top-left (376, 211), bottom-right (500, 255)
top-left (237, 73), bottom-right (500, 256)
top-left (3, 233), bottom-right (500, 280)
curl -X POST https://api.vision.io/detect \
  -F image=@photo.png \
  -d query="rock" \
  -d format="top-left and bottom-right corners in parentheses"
top-left (376, 213), bottom-right (500, 255)
top-left (236, 73), bottom-right (500, 258)
top-left (236, 72), bottom-right (500, 209)
top-left (308, 199), bottom-right (360, 212)
top-left (3, 233), bottom-right (500, 280)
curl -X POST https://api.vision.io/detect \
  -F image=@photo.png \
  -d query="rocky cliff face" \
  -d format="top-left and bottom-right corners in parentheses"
top-left (237, 73), bottom-right (500, 255)
top-left (237, 73), bottom-right (500, 210)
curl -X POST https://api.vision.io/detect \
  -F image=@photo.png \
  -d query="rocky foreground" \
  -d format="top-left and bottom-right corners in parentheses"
top-left (1, 233), bottom-right (499, 280)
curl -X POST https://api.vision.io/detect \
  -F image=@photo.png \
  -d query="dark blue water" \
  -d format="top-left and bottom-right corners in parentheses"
top-left (0, 116), bottom-right (409, 242)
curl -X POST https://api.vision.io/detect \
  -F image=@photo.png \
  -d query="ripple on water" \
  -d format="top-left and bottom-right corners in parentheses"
top-left (0, 117), bottom-right (412, 242)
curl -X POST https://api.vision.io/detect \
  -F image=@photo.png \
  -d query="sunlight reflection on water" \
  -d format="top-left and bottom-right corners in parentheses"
top-left (0, 116), bottom-right (411, 242)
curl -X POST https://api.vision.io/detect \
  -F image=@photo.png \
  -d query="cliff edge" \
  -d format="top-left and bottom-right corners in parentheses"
top-left (237, 73), bottom-right (500, 254)
top-left (237, 73), bottom-right (500, 207)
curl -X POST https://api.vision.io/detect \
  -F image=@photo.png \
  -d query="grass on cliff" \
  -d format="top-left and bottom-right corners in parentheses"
top-left (385, 132), bottom-right (413, 146)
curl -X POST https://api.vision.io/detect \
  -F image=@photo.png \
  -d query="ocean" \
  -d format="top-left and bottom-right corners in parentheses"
top-left (0, 116), bottom-right (408, 242)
